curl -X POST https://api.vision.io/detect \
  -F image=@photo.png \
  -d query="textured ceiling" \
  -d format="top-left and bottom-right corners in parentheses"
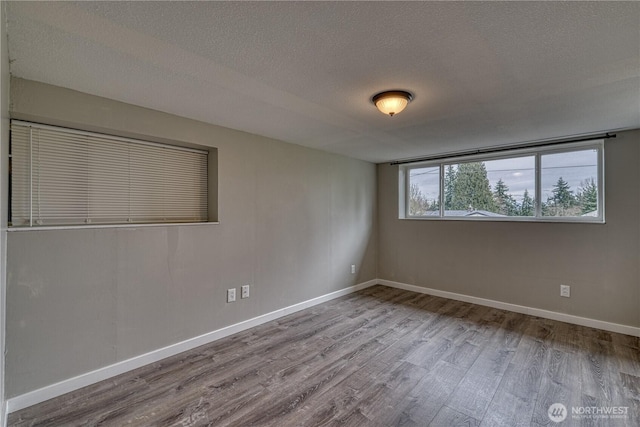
top-left (5, 1), bottom-right (640, 163)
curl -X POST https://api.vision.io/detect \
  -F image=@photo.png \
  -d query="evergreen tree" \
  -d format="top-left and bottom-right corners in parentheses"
top-left (551, 177), bottom-right (574, 208)
top-left (444, 165), bottom-right (456, 209)
top-left (548, 177), bottom-right (575, 216)
top-left (577, 178), bottom-right (598, 214)
top-left (493, 179), bottom-right (517, 215)
top-left (520, 189), bottom-right (534, 216)
top-left (451, 162), bottom-right (497, 212)
top-left (541, 200), bottom-right (550, 216)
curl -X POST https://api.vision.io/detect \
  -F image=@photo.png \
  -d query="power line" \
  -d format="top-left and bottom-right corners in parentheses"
top-left (411, 164), bottom-right (598, 178)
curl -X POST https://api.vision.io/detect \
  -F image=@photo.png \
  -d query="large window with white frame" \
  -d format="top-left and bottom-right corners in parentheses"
top-left (10, 120), bottom-right (213, 227)
top-left (402, 141), bottom-right (604, 222)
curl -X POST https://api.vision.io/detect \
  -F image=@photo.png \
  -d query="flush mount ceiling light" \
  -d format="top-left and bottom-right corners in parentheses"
top-left (372, 90), bottom-right (413, 117)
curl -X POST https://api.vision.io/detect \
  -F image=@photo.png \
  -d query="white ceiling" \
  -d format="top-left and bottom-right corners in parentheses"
top-left (5, 1), bottom-right (640, 163)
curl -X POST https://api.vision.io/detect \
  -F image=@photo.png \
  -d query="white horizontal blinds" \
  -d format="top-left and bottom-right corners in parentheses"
top-left (10, 121), bottom-right (208, 226)
top-left (34, 127), bottom-right (90, 225)
top-left (129, 142), bottom-right (208, 222)
top-left (10, 125), bottom-right (31, 226)
top-left (88, 134), bottom-right (131, 223)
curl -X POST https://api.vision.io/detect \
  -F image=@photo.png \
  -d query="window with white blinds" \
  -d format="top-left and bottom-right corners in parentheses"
top-left (10, 121), bottom-right (208, 227)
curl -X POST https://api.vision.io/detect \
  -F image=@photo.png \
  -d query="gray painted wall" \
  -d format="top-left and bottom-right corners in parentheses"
top-left (1, 1), bottom-right (9, 421)
top-left (378, 130), bottom-right (640, 328)
top-left (5, 78), bottom-right (377, 397)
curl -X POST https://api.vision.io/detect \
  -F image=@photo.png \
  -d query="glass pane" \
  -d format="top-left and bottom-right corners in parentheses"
top-left (408, 166), bottom-right (440, 216)
top-left (443, 156), bottom-right (535, 217)
top-left (485, 156), bottom-right (536, 216)
top-left (541, 149), bottom-right (598, 217)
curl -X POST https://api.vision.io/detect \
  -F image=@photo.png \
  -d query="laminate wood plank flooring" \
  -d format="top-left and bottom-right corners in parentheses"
top-left (9, 285), bottom-right (640, 426)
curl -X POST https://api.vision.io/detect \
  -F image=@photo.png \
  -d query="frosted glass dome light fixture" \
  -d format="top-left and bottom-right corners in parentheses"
top-left (372, 90), bottom-right (413, 117)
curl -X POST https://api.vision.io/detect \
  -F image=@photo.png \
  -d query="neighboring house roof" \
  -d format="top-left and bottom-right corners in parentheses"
top-left (457, 210), bottom-right (506, 217)
top-left (424, 210), bottom-right (599, 218)
top-left (422, 210), bottom-right (507, 217)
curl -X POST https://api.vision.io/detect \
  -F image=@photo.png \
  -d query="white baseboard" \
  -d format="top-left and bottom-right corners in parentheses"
top-left (6, 279), bottom-right (378, 414)
top-left (378, 279), bottom-right (640, 338)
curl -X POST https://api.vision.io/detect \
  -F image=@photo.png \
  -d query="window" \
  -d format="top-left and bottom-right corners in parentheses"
top-left (10, 121), bottom-right (211, 227)
top-left (408, 166), bottom-right (440, 216)
top-left (442, 156), bottom-right (536, 218)
top-left (402, 141), bottom-right (604, 222)
top-left (541, 149), bottom-right (599, 218)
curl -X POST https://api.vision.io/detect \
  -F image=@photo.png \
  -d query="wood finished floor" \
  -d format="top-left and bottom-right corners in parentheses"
top-left (9, 285), bottom-right (640, 427)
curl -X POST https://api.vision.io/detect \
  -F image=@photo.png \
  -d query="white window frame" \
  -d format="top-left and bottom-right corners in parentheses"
top-left (401, 140), bottom-right (605, 223)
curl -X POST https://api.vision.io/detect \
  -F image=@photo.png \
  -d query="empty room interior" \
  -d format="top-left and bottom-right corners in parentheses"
top-left (0, 1), bottom-right (639, 426)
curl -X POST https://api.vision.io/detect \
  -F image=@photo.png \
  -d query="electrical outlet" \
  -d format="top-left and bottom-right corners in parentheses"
top-left (241, 285), bottom-right (250, 299)
top-left (560, 284), bottom-right (570, 298)
top-left (351, 264), bottom-right (356, 274)
top-left (227, 288), bottom-right (236, 303)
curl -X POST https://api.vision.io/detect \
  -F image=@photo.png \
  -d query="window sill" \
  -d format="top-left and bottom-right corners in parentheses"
top-left (400, 216), bottom-right (605, 224)
top-left (7, 221), bottom-right (221, 232)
